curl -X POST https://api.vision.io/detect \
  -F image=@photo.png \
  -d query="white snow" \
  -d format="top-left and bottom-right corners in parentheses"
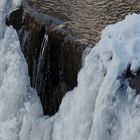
top-left (1, 0), bottom-right (140, 140)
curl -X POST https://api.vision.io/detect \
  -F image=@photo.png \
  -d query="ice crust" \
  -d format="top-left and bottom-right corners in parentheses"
top-left (1, 0), bottom-right (140, 140)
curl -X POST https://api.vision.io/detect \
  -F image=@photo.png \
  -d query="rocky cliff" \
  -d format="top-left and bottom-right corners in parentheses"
top-left (7, 0), bottom-right (140, 115)
top-left (7, 1), bottom-right (88, 115)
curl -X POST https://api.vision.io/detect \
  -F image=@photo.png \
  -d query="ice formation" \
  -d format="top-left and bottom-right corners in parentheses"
top-left (1, 0), bottom-right (140, 140)
top-left (0, 0), bottom-right (43, 140)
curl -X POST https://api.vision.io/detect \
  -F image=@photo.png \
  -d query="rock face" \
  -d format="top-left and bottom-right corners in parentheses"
top-left (126, 67), bottom-right (140, 95)
top-left (7, 2), bottom-right (87, 115)
top-left (7, 0), bottom-right (140, 115)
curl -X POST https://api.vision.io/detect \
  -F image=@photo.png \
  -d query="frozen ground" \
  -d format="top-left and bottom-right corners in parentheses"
top-left (1, 0), bottom-right (140, 140)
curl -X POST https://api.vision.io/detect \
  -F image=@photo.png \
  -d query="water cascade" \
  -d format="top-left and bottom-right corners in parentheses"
top-left (1, 0), bottom-right (140, 140)
top-left (35, 33), bottom-right (48, 89)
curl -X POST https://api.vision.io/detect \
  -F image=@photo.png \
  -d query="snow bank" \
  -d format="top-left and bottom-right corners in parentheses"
top-left (1, 0), bottom-right (140, 139)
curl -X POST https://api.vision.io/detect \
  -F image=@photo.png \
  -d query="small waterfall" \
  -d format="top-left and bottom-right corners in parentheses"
top-left (35, 33), bottom-right (48, 89)
top-left (2, 1), bottom-right (140, 139)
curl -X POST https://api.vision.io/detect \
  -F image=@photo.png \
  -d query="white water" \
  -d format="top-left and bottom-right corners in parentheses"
top-left (0, 0), bottom-right (43, 140)
top-left (35, 34), bottom-right (48, 88)
top-left (1, 0), bottom-right (140, 140)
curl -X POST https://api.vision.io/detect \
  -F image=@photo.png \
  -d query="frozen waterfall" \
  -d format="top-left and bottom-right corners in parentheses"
top-left (1, 0), bottom-right (140, 140)
top-left (0, 0), bottom-right (43, 140)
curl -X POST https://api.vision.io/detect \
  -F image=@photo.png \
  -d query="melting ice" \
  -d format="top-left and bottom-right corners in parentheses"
top-left (1, 0), bottom-right (140, 140)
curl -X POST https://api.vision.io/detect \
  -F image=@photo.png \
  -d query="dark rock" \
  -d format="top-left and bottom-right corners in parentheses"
top-left (7, 3), bottom-right (87, 116)
top-left (7, 7), bottom-right (24, 30)
top-left (26, 0), bottom-right (140, 43)
top-left (126, 66), bottom-right (140, 94)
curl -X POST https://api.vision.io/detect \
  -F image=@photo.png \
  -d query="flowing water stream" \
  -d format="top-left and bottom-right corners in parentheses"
top-left (35, 33), bottom-right (48, 88)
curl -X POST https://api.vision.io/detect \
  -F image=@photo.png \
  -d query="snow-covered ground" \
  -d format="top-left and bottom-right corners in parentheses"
top-left (1, 0), bottom-right (140, 140)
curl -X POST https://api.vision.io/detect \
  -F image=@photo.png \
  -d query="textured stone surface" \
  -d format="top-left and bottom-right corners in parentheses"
top-left (126, 67), bottom-right (140, 94)
top-left (7, 4), bottom-right (87, 115)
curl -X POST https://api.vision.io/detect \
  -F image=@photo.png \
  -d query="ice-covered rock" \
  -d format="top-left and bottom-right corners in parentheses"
top-left (1, 0), bottom-right (140, 139)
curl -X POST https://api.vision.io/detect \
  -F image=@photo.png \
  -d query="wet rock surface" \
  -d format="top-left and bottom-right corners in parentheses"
top-left (7, 0), bottom-right (140, 115)
top-left (7, 3), bottom-right (87, 115)
top-left (126, 67), bottom-right (140, 94)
